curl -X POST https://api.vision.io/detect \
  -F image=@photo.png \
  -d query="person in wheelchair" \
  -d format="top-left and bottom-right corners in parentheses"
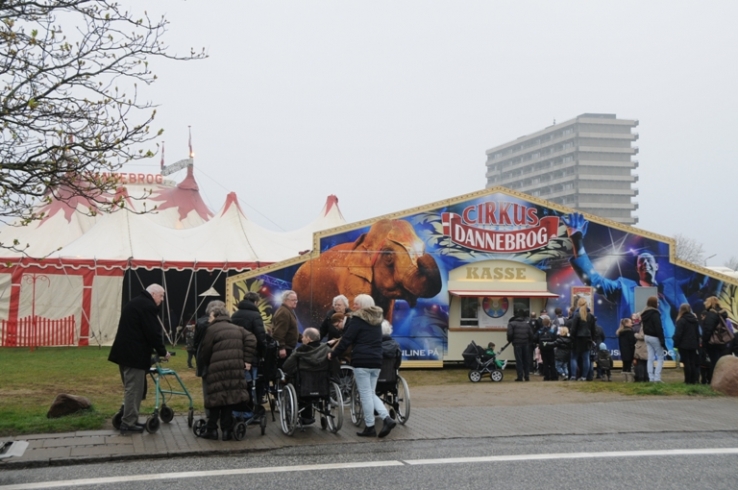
top-left (381, 320), bottom-right (402, 371)
top-left (282, 328), bottom-right (331, 426)
top-left (329, 294), bottom-right (397, 438)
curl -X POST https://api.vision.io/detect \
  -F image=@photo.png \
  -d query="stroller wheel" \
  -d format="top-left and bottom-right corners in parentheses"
top-left (260, 416), bottom-right (267, 435)
top-left (233, 421), bottom-right (247, 441)
top-left (490, 370), bottom-right (504, 382)
top-left (145, 415), bottom-right (160, 434)
top-left (321, 416), bottom-right (327, 430)
top-left (160, 405), bottom-right (174, 424)
top-left (112, 405), bottom-right (124, 430)
top-left (193, 418), bottom-right (207, 437)
top-left (187, 408), bottom-right (194, 428)
top-left (468, 370), bottom-right (482, 383)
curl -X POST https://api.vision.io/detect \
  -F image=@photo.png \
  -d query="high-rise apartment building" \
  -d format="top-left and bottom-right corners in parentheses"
top-left (484, 113), bottom-right (639, 225)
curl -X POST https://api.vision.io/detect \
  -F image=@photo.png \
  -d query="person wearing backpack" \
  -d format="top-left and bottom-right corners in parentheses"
top-left (673, 303), bottom-right (700, 384)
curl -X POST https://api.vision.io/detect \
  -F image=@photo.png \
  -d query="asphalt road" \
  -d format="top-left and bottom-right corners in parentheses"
top-left (2, 431), bottom-right (737, 489)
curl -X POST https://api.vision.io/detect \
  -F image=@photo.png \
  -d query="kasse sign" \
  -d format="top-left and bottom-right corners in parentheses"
top-left (161, 158), bottom-right (193, 176)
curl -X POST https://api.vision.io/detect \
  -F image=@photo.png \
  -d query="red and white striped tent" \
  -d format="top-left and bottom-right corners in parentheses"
top-left (0, 169), bottom-right (345, 347)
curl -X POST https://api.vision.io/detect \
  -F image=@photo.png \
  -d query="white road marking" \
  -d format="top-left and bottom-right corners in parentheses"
top-left (2, 448), bottom-right (737, 489)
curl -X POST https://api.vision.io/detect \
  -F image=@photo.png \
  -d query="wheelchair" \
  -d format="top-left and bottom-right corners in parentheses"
top-left (279, 360), bottom-right (344, 436)
top-left (350, 357), bottom-right (410, 427)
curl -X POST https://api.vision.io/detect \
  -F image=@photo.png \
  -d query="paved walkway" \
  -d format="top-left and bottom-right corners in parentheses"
top-left (2, 395), bottom-right (737, 468)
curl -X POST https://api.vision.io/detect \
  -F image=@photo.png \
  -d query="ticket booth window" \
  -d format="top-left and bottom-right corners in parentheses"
top-left (460, 297), bottom-right (479, 326)
top-left (513, 298), bottom-right (531, 317)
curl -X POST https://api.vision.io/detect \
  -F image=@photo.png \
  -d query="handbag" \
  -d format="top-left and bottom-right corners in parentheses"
top-left (709, 316), bottom-right (735, 345)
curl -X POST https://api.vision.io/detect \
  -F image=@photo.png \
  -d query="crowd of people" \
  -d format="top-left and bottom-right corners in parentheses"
top-left (507, 295), bottom-right (735, 384)
top-left (109, 285), bottom-right (401, 440)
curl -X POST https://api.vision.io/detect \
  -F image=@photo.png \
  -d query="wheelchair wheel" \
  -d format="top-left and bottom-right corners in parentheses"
top-left (396, 375), bottom-right (411, 425)
top-left (338, 365), bottom-right (354, 407)
top-left (468, 370), bottom-right (482, 383)
top-left (279, 383), bottom-right (298, 436)
top-left (350, 380), bottom-right (363, 426)
top-left (490, 369), bottom-right (504, 382)
top-left (326, 381), bottom-right (344, 433)
top-left (193, 418), bottom-right (207, 437)
top-left (233, 421), bottom-right (247, 441)
top-left (112, 405), bottom-right (124, 430)
top-left (160, 404), bottom-right (174, 424)
top-left (187, 408), bottom-right (194, 428)
top-left (145, 415), bottom-right (160, 434)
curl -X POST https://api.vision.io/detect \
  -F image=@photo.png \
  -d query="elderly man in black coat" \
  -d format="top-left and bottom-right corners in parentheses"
top-left (108, 284), bottom-right (170, 434)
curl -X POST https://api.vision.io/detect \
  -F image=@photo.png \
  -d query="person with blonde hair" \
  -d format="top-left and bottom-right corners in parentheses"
top-left (329, 294), bottom-right (396, 438)
top-left (569, 298), bottom-right (595, 381)
top-left (702, 296), bottom-right (731, 378)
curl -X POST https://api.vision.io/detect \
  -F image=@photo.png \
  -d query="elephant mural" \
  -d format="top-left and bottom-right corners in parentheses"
top-left (292, 219), bottom-right (442, 329)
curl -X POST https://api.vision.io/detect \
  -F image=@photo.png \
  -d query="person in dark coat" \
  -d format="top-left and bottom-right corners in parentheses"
top-left (197, 301), bottom-right (257, 441)
top-left (641, 296), bottom-right (665, 382)
top-left (552, 326), bottom-right (572, 380)
top-left (507, 310), bottom-right (534, 382)
top-left (701, 296), bottom-right (731, 379)
top-left (381, 320), bottom-right (402, 370)
top-left (616, 318), bottom-right (636, 374)
top-left (319, 294), bottom-right (350, 342)
top-left (538, 317), bottom-right (558, 381)
top-left (569, 298), bottom-right (596, 381)
top-left (330, 294), bottom-right (396, 438)
top-left (230, 292), bottom-right (267, 357)
top-left (108, 284), bottom-right (169, 434)
top-left (673, 303), bottom-right (700, 384)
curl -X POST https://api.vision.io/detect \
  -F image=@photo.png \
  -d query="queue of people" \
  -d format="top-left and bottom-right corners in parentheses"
top-left (506, 294), bottom-right (735, 385)
top-left (110, 285), bottom-right (403, 440)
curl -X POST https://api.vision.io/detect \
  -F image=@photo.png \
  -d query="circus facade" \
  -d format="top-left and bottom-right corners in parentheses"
top-left (226, 187), bottom-right (738, 367)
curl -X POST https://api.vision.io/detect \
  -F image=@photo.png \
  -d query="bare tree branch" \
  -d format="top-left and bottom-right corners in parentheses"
top-left (674, 233), bottom-right (706, 265)
top-left (0, 0), bottom-right (206, 236)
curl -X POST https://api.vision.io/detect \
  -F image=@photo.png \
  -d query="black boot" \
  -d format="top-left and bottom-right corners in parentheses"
top-left (202, 429), bottom-right (219, 440)
top-left (378, 416), bottom-right (396, 438)
top-left (222, 430), bottom-right (233, 441)
top-left (356, 425), bottom-right (376, 437)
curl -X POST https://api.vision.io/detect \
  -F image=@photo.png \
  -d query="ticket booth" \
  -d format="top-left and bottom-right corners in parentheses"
top-left (446, 259), bottom-right (558, 362)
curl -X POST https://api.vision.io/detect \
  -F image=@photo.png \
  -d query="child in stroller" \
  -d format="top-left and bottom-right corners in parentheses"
top-left (463, 340), bottom-right (508, 383)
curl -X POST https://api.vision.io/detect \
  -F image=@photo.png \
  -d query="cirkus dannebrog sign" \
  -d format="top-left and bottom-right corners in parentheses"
top-left (442, 201), bottom-right (559, 253)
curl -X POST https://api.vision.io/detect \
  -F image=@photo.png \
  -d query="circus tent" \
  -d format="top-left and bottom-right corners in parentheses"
top-left (0, 168), bottom-right (347, 347)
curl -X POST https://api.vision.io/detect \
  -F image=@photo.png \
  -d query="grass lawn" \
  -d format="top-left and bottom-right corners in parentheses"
top-left (0, 346), bottom-right (201, 436)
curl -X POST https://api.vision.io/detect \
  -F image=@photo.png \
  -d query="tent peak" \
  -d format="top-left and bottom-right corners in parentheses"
top-left (221, 192), bottom-right (245, 217)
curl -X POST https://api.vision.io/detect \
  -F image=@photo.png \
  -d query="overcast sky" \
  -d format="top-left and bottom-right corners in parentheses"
top-left (123, 0), bottom-right (738, 267)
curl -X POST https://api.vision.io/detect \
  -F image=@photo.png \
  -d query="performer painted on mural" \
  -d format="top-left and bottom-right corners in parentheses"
top-left (563, 212), bottom-right (707, 352)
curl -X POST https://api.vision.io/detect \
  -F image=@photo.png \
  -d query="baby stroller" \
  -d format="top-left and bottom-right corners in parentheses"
top-left (462, 340), bottom-right (509, 383)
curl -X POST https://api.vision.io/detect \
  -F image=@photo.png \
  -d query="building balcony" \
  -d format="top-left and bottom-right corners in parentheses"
top-left (578, 146), bottom-right (638, 154)
top-left (578, 201), bottom-right (638, 210)
top-left (577, 159), bottom-right (638, 168)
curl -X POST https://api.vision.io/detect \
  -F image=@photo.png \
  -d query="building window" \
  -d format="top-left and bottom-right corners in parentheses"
top-left (460, 297), bottom-right (479, 326)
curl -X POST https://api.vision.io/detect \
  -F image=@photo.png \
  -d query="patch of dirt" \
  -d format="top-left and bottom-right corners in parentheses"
top-left (410, 376), bottom-right (631, 409)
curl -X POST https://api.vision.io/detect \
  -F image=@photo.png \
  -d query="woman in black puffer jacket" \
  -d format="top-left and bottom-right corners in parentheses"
top-left (673, 303), bottom-right (700, 384)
